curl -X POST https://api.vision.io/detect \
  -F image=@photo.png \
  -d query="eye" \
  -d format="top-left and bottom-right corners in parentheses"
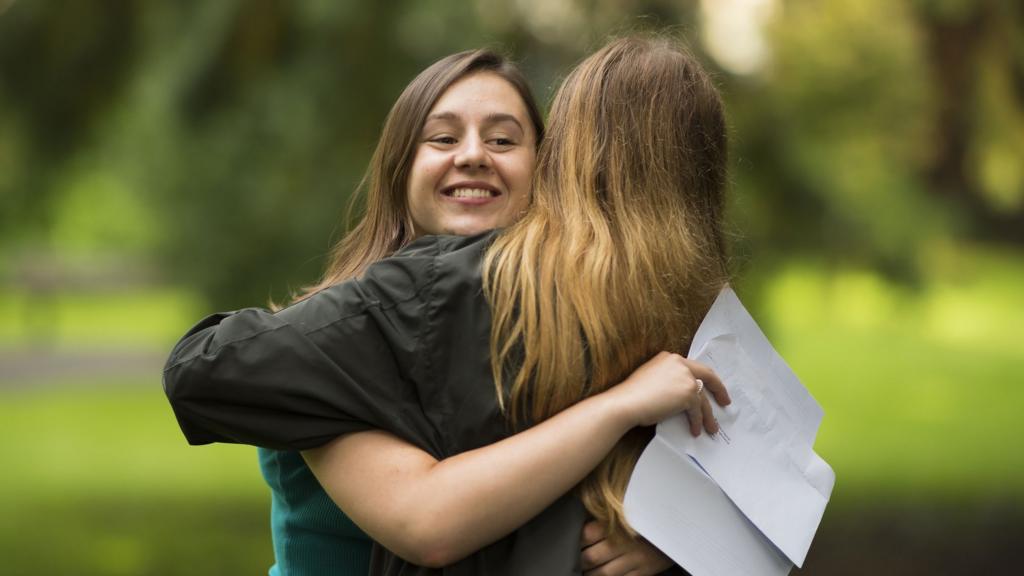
top-left (428, 136), bottom-right (457, 145)
top-left (489, 137), bottom-right (516, 148)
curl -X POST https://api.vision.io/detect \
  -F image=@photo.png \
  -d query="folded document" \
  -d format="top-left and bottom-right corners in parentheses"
top-left (624, 287), bottom-right (835, 576)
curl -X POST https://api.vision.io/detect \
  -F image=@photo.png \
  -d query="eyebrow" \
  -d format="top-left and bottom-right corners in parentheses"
top-left (424, 111), bottom-right (525, 132)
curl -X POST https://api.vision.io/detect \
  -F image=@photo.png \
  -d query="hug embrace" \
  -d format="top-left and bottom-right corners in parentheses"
top-left (164, 34), bottom-right (734, 576)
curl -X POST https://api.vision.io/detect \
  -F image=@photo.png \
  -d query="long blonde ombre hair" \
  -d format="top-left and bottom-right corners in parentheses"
top-left (484, 36), bottom-right (731, 540)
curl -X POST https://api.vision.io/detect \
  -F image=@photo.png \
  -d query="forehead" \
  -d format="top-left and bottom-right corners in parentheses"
top-left (428, 72), bottom-right (532, 127)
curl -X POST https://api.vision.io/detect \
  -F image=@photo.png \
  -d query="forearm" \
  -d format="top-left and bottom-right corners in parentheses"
top-left (304, 351), bottom-right (713, 567)
top-left (304, 389), bottom-right (636, 566)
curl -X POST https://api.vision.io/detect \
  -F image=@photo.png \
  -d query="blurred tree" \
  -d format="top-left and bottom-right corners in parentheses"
top-left (724, 0), bottom-right (1022, 280)
top-left (915, 0), bottom-right (1024, 241)
top-left (734, 0), bottom-right (941, 278)
top-left (1, 0), bottom-right (1020, 309)
top-left (0, 0), bottom-right (141, 243)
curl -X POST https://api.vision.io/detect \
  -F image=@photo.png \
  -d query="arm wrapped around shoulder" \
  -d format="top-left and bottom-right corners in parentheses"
top-left (162, 278), bottom-right (436, 453)
top-left (163, 308), bottom-right (369, 449)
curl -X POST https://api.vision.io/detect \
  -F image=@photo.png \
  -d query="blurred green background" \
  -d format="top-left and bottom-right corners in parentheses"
top-left (1, 0), bottom-right (1021, 574)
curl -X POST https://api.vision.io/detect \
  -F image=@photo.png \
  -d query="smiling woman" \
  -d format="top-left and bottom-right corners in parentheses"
top-left (169, 49), bottom-right (551, 576)
top-left (407, 72), bottom-right (537, 237)
top-left (288, 50), bottom-right (544, 305)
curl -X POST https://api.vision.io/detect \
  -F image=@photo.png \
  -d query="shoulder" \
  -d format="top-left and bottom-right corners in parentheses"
top-left (275, 231), bottom-right (497, 332)
top-left (426, 230), bottom-right (497, 272)
top-left (366, 230), bottom-right (498, 298)
top-left (395, 230), bottom-right (498, 262)
top-left (418, 231), bottom-right (498, 303)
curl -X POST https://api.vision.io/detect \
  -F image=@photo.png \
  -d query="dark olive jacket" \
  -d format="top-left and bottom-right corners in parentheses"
top-left (163, 231), bottom-right (588, 575)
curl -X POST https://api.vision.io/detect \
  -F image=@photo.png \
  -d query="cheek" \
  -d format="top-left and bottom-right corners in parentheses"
top-left (503, 148), bottom-right (534, 178)
top-left (420, 158), bottom-right (447, 182)
top-left (407, 158), bottom-right (443, 209)
top-left (508, 153), bottom-right (535, 197)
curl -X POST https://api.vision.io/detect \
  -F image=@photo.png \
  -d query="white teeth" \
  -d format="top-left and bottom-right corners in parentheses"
top-left (449, 188), bottom-right (495, 199)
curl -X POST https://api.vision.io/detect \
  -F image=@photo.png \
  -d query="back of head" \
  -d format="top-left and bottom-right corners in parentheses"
top-left (485, 35), bottom-right (729, 540)
top-left (537, 35), bottom-right (728, 258)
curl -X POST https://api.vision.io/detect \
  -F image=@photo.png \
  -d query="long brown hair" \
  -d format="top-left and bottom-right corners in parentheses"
top-left (295, 49), bottom-right (544, 302)
top-left (484, 36), bottom-right (730, 540)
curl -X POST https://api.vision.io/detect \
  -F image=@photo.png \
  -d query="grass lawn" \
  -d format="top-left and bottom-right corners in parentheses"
top-left (0, 384), bottom-right (273, 576)
top-left (760, 247), bottom-right (1024, 502)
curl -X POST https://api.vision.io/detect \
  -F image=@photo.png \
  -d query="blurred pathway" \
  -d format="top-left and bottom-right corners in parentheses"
top-left (0, 347), bottom-right (167, 388)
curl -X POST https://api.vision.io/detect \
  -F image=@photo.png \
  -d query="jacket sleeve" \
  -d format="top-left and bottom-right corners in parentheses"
top-left (162, 244), bottom-right (442, 453)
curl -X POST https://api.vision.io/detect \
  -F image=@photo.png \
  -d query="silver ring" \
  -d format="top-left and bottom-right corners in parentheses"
top-left (695, 379), bottom-right (704, 395)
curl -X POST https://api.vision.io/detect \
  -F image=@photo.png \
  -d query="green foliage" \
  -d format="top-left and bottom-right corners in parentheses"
top-left (2, 0), bottom-right (1021, 305)
top-left (731, 0), bottom-right (939, 273)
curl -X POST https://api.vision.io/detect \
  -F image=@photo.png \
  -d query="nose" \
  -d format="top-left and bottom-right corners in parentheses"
top-left (454, 134), bottom-right (491, 170)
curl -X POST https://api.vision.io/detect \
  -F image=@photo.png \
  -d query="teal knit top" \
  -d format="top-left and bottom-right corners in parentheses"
top-left (258, 448), bottom-right (372, 575)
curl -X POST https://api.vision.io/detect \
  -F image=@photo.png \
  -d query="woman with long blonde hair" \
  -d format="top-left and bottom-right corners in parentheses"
top-left (166, 35), bottom-right (731, 574)
top-left (485, 34), bottom-right (730, 539)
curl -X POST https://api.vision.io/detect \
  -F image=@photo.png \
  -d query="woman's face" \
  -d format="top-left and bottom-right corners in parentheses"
top-left (406, 72), bottom-right (537, 237)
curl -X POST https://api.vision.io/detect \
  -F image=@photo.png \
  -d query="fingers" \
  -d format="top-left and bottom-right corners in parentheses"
top-left (700, 392), bottom-right (718, 434)
top-left (681, 357), bottom-right (731, 406)
top-left (582, 553), bottom-right (636, 576)
top-left (581, 520), bottom-right (606, 548)
top-left (581, 539), bottom-right (619, 571)
top-left (583, 537), bottom-right (673, 576)
top-left (686, 396), bottom-right (704, 437)
top-left (679, 359), bottom-right (721, 436)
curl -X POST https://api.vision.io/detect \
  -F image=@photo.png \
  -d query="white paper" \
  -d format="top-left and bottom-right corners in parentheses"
top-left (624, 433), bottom-right (793, 576)
top-left (689, 288), bottom-right (823, 446)
top-left (624, 287), bottom-right (835, 576)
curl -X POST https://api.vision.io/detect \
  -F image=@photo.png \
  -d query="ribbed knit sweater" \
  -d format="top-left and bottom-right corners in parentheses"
top-left (259, 448), bottom-right (372, 575)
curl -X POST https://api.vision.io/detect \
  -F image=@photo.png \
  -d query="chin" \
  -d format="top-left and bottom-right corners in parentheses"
top-left (443, 222), bottom-right (498, 237)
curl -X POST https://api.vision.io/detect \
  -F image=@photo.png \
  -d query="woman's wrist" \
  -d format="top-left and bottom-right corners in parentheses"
top-left (588, 384), bottom-right (642, 436)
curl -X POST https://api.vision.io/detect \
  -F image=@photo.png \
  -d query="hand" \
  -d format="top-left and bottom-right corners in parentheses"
top-left (610, 351), bottom-right (730, 436)
top-left (580, 520), bottom-right (673, 576)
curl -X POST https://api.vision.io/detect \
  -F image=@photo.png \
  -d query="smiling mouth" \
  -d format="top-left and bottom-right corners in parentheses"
top-left (444, 187), bottom-right (500, 199)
